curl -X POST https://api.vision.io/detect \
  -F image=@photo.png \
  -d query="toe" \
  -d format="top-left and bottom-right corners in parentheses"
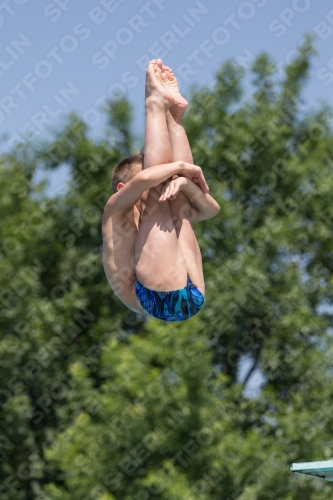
top-left (147, 60), bottom-right (156, 72)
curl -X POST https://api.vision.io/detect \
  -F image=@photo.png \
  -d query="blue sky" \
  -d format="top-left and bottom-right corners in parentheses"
top-left (1, 0), bottom-right (333, 190)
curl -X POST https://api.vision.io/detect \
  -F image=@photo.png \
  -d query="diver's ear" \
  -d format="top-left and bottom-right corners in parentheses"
top-left (117, 182), bottom-right (125, 191)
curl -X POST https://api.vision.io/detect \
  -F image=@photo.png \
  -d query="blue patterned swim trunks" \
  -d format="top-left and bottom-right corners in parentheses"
top-left (135, 276), bottom-right (204, 322)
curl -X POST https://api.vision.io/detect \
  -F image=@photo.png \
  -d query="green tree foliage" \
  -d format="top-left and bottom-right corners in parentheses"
top-left (2, 38), bottom-right (333, 499)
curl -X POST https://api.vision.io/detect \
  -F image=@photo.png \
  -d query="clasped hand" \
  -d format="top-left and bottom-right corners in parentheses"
top-left (159, 175), bottom-right (188, 202)
top-left (159, 165), bottom-right (209, 202)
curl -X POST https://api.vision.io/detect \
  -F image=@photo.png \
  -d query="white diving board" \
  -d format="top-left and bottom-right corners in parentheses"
top-left (290, 460), bottom-right (333, 482)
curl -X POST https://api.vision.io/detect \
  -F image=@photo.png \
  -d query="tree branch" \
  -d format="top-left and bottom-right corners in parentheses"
top-left (242, 355), bottom-right (260, 388)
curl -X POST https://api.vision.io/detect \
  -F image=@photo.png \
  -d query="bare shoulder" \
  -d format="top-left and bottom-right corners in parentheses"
top-left (104, 192), bottom-right (118, 209)
top-left (102, 195), bottom-right (146, 315)
top-left (102, 193), bottom-right (119, 224)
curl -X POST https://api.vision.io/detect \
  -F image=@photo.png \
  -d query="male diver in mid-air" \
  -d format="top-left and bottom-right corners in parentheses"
top-left (102, 59), bottom-right (220, 322)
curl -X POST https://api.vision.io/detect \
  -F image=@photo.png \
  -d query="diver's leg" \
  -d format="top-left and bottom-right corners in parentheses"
top-left (134, 60), bottom-right (187, 291)
top-left (162, 65), bottom-right (205, 296)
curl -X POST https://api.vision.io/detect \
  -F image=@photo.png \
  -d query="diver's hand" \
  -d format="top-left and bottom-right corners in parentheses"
top-left (179, 162), bottom-right (209, 194)
top-left (159, 176), bottom-right (188, 202)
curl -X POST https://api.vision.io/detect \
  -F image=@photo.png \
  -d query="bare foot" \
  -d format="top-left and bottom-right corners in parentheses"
top-left (161, 64), bottom-right (188, 120)
top-left (145, 59), bottom-right (175, 109)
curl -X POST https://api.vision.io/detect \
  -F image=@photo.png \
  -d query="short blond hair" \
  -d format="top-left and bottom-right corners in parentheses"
top-left (111, 150), bottom-right (144, 193)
